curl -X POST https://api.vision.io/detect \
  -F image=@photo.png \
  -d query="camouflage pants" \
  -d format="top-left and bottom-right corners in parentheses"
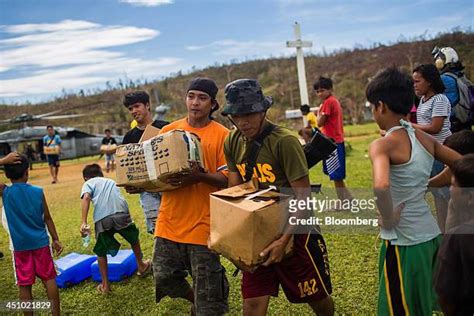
top-left (143, 209), bottom-right (157, 234)
top-left (153, 237), bottom-right (229, 316)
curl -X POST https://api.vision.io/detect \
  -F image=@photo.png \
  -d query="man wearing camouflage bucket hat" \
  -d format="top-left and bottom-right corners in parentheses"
top-left (222, 79), bottom-right (334, 315)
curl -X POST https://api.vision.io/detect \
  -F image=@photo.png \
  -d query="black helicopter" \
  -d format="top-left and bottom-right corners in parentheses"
top-left (0, 90), bottom-right (171, 162)
top-left (0, 107), bottom-right (123, 161)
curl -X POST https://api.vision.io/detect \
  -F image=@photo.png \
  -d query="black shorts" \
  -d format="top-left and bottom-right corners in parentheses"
top-left (46, 155), bottom-right (60, 167)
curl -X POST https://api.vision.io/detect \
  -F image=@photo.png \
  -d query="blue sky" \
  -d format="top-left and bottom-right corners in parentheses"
top-left (0, 0), bottom-right (472, 105)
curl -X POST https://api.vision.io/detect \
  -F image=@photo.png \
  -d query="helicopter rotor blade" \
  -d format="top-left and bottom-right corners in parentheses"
top-left (32, 101), bottom-right (107, 119)
top-left (33, 109), bottom-right (65, 119)
top-left (41, 114), bottom-right (87, 120)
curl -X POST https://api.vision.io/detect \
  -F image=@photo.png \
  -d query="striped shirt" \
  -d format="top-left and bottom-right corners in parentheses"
top-left (416, 93), bottom-right (451, 144)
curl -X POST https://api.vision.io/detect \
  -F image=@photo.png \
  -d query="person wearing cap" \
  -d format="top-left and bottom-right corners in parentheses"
top-left (299, 104), bottom-right (318, 144)
top-left (122, 90), bottom-right (169, 235)
top-left (222, 79), bottom-right (334, 315)
top-left (152, 77), bottom-right (229, 315)
top-left (432, 46), bottom-right (471, 132)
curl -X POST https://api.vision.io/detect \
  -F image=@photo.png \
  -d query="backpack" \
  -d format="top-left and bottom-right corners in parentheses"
top-left (243, 125), bottom-right (336, 182)
top-left (444, 72), bottom-right (474, 124)
top-left (303, 128), bottom-right (337, 169)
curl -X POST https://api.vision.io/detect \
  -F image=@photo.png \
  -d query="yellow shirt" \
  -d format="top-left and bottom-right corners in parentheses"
top-left (306, 112), bottom-right (318, 128)
top-left (155, 118), bottom-right (229, 245)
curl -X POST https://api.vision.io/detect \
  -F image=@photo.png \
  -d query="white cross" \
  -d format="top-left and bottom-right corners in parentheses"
top-left (286, 22), bottom-right (312, 124)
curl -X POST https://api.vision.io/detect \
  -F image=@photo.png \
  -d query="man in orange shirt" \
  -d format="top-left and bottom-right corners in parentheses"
top-left (152, 78), bottom-right (229, 315)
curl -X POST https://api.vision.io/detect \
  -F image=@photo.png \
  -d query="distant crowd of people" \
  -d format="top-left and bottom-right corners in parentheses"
top-left (1, 45), bottom-right (473, 316)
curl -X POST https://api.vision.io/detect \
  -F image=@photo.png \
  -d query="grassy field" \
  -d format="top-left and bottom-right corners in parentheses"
top-left (0, 123), bottom-right (383, 315)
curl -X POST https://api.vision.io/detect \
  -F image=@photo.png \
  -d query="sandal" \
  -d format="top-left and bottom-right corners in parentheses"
top-left (97, 284), bottom-right (111, 295)
top-left (137, 260), bottom-right (152, 277)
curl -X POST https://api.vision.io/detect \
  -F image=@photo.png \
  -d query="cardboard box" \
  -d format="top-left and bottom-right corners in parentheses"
top-left (115, 129), bottom-right (204, 192)
top-left (138, 124), bottom-right (161, 143)
top-left (210, 179), bottom-right (293, 271)
top-left (100, 144), bottom-right (117, 154)
top-left (44, 146), bottom-right (59, 155)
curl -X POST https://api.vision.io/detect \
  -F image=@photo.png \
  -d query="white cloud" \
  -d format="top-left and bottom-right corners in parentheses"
top-left (0, 20), bottom-right (159, 72)
top-left (0, 19), bottom-right (185, 100)
top-left (0, 57), bottom-right (183, 97)
top-left (119, 0), bottom-right (173, 7)
top-left (186, 39), bottom-right (292, 59)
top-left (0, 20), bottom-right (99, 34)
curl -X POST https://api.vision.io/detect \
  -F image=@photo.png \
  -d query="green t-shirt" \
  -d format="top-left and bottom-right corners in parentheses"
top-left (224, 121), bottom-right (308, 189)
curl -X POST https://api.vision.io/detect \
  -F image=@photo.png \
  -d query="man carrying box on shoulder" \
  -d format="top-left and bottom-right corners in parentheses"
top-left (43, 125), bottom-right (61, 184)
top-left (152, 78), bottom-right (230, 315)
top-left (222, 79), bottom-right (334, 316)
top-left (122, 90), bottom-right (169, 234)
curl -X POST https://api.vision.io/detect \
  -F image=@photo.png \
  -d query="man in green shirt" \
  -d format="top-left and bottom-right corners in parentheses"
top-left (222, 79), bottom-right (334, 316)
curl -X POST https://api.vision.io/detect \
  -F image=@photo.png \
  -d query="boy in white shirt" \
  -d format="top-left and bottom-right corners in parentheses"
top-left (80, 163), bottom-right (151, 294)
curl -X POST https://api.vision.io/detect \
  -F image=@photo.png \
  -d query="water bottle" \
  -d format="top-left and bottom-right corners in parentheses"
top-left (81, 225), bottom-right (91, 248)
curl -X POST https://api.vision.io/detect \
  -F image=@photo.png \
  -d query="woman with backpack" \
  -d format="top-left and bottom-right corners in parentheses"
top-left (432, 46), bottom-right (473, 132)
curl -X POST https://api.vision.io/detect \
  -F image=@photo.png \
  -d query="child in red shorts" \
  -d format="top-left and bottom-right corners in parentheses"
top-left (1, 155), bottom-right (63, 316)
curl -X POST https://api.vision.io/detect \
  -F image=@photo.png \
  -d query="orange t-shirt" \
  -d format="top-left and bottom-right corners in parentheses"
top-left (155, 118), bottom-right (229, 245)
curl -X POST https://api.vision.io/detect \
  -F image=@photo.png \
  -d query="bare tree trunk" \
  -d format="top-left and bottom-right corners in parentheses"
top-left (225, 66), bottom-right (234, 83)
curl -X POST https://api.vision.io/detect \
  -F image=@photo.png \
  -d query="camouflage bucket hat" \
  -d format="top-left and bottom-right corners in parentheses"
top-left (221, 79), bottom-right (273, 116)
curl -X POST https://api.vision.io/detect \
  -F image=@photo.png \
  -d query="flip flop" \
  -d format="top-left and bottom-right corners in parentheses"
top-left (137, 260), bottom-right (152, 277)
top-left (96, 284), bottom-right (110, 295)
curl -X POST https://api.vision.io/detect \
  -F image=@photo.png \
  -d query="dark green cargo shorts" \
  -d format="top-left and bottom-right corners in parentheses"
top-left (153, 237), bottom-right (229, 316)
top-left (93, 223), bottom-right (139, 257)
